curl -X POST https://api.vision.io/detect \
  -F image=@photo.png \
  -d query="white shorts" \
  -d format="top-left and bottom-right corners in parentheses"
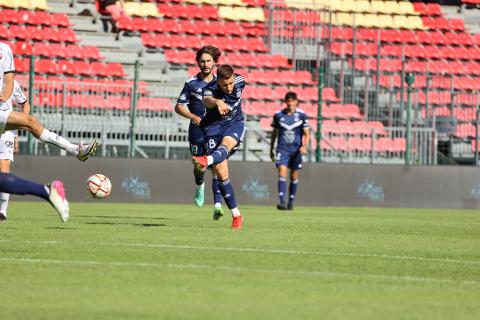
top-left (0, 130), bottom-right (15, 162)
top-left (0, 107), bottom-right (12, 135)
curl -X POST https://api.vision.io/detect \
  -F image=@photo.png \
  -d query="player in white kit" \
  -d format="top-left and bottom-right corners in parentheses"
top-left (0, 42), bottom-right (98, 162)
top-left (0, 80), bottom-right (29, 220)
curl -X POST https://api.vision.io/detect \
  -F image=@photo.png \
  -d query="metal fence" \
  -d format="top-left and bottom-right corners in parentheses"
top-left (265, 1), bottom-right (480, 165)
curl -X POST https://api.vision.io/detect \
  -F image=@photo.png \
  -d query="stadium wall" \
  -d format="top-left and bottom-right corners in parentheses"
top-left (10, 156), bottom-right (480, 209)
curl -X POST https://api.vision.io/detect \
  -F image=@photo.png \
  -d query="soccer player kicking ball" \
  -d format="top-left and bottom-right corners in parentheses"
top-left (270, 92), bottom-right (310, 210)
top-left (0, 42), bottom-right (98, 162)
top-left (192, 65), bottom-right (245, 229)
top-left (174, 45), bottom-right (224, 218)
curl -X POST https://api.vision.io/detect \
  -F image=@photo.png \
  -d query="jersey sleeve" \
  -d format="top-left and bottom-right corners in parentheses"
top-left (271, 114), bottom-right (280, 129)
top-left (3, 44), bottom-right (15, 73)
top-left (302, 113), bottom-right (309, 128)
top-left (13, 81), bottom-right (27, 104)
top-left (234, 74), bottom-right (246, 91)
top-left (176, 82), bottom-right (191, 106)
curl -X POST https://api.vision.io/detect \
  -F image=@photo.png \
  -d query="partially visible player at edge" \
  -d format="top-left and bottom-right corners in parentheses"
top-left (174, 45), bottom-right (224, 219)
top-left (0, 41), bottom-right (82, 222)
top-left (0, 80), bottom-right (30, 221)
top-left (0, 173), bottom-right (69, 223)
top-left (192, 65), bottom-right (245, 229)
top-left (0, 42), bottom-right (98, 164)
top-left (270, 91), bottom-right (310, 210)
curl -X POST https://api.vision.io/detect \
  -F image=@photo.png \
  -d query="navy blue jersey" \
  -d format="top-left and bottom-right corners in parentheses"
top-left (176, 73), bottom-right (217, 117)
top-left (200, 74), bottom-right (245, 128)
top-left (177, 73), bottom-right (216, 145)
top-left (272, 109), bottom-right (309, 154)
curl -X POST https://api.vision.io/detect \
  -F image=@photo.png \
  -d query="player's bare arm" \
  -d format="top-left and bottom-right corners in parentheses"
top-left (300, 127), bottom-right (310, 154)
top-left (270, 128), bottom-right (278, 161)
top-left (0, 73), bottom-right (14, 102)
top-left (174, 103), bottom-right (201, 125)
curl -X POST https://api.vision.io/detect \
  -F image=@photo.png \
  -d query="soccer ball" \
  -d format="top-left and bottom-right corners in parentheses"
top-left (86, 174), bottom-right (112, 199)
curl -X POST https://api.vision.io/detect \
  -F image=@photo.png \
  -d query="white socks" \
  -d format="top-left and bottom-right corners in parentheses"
top-left (39, 129), bottom-right (79, 155)
top-left (207, 156), bottom-right (214, 166)
top-left (0, 192), bottom-right (10, 217)
top-left (231, 207), bottom-right (241, 217)
top-left (214, 202), bottom-right (222, 209)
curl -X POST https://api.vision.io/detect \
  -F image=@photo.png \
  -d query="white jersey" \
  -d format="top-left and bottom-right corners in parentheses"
top-left (2, 80), bottom-right (27, 111)
top-left (0, 42), bottom-right (15, 94)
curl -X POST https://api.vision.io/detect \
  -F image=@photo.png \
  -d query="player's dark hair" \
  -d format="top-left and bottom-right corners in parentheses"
top-left (285, 91), bottom-right (298, 101)
top-left (217, 64), bottom-right (234, 80)
top-left (196, 45), bottom-right (221, 63)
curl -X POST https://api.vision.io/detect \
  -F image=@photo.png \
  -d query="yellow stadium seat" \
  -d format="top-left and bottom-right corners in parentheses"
top-left (398, 1), bottom-right (418, 15)
top-left (17, 0), bottom-right (32, 9)
top-left (233, 7), bottom-right (248, 21)
top-left (124, 2), bottom-right (141, 16)
top-left (407, 16), bottom-right (425, 29)
top-left (328, 0), bottom-right (343, 12)
top-left (359, 14), bottom-right (379, 27)
top-left (0, 0), bottom-right (17, 8)
top-left (249, 7), bottom-right (265, 22)
top-left (393, 15), bottom-right (409, 29)
top-left (336, 12), bottom-right (354, 26)
top-left (356, 0), bottom-right (372, 13)
top-left (378, 14), bottom-right (395, 28)
top-left (372, 1), bottom-right (400, 14)
top-left (140, 2), bottom-right (161, 18)
top-left (218, 6), bottom-right (235, 20)
top-left (336, 0), bottom-right (351, 12)
top-left (31, 0), bottom-right (48, 10)
top-left (384, 1), bottom-right (400, 14)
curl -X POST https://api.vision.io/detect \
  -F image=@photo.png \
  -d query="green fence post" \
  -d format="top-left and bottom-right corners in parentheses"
top-left (129, 60), bottom-right (139, 158)
top-left (316, 65), bottom-right (324, 163)
top-left (27, 55), bottom-right (35, 154)
top-left (405, 72), bottom-right (415, 166)
top-left (475, 92), bottom-right (479, 166)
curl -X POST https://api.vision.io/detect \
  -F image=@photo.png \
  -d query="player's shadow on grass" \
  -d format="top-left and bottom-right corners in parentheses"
top-left (85, 221), bottom-right (166, 228)
top-left (45, 227), bottom-right (76, 230)
top-left (76, 215), bottom-right (168, 221)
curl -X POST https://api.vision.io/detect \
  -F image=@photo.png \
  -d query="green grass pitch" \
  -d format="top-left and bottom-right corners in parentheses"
top-left (1, 202), bottom-right (479, 320)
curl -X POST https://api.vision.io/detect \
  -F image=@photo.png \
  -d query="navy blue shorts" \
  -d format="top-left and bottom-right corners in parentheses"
top-left (275, 150), bottom-right (303, 170)
top-left (204, 122), bottom-right (245, 157)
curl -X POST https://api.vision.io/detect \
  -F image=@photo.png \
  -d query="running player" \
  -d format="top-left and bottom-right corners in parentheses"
top-left (192, 65), bottom-right (245, 229)
top-left (0, 80), bottom-right (29, 220)
top-left (270, 91), bottom-right (310, 210)
top-left (0, 42), bottom-right (97, 161)
top-left (0, 173), bottom-right (68, 222)
top-left (174, 45), bottom-right (224, 219)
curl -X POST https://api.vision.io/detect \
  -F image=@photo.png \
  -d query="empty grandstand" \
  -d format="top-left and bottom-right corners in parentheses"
top-left (1, 0), bottom-right (479, 165)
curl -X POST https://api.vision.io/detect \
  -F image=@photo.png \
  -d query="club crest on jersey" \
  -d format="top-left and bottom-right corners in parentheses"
top-left (179, 94), bottom-right (186, 100)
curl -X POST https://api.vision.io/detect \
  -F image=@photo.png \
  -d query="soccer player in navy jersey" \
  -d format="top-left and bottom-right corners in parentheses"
top-left (270, 91), bottom-right (310, 210)
top-left (174, 45), bottom-right (224, 219)
top-left (192, 65), bottom-right (245, 229)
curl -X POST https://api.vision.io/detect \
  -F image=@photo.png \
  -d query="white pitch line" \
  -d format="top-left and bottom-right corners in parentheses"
top-left (1, 239), bottom-right (479, 265)
top-left (0, 239), bottom-right (478, 266)
top-left (0, 257), bottom-right (477, 286)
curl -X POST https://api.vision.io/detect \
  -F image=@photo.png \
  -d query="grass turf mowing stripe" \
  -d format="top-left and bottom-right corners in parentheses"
top-left (1, 239), bottom-right (479, 265)
top-left (0, 257), bottom-right (478, 286)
